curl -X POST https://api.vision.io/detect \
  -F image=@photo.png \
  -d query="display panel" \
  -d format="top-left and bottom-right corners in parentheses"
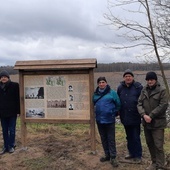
top-left (24, 74), bottom-right (90, 120)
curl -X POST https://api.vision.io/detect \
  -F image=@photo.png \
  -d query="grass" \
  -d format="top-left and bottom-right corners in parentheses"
top-left (116, 124), bottom-right (170, 152)
top-left (16, 120), bottom-right (170, 152)
top-left (22, 156), bottom-right (54, 170)
top-left (15, 119), bottom-right (170, 158)
top-left (11, 121), bottom-right (170, 169)
top-left (165, 128), bottom-right (170, 153)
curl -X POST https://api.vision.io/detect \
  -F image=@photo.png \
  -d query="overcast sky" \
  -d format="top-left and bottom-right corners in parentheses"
top-left (0, 0), bottom-right (140, 66)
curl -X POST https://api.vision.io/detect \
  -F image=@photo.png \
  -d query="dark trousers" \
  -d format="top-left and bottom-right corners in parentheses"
top-left (0, 116), bottom-right (17, 149)
top-left (124, 125), bottom-right (142, 158)
top-left (97, 123), bottom-right (116, 158)
top-left (144, 128), bottom-right (165, 168)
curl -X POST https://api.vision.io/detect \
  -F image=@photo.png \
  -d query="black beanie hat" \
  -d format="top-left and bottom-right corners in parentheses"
top-left (145, 71), bottom-right (157, 80)
top-left (0, 70), bottom-right (10, 79)
top-left (123, 69), bottom-right (134, 77)
top-left (97, 77), bottom-right (107, 83)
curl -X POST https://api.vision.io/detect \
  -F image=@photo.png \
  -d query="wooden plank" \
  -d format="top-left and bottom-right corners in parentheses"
top-left (14, 58), bottom-right (97, 70)
top-left (21, 70), bottom-right (89, 75)
top-left (15, 64), bottom-right (96, 70)
top-left (15, 58), bottom-right (96, 65)
top-left (24, 119), bottom-right (90, 124)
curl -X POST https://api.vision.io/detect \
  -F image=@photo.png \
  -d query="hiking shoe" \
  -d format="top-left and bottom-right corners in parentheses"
top-left (100, 156), bottom-right (110, 162)
top-left (133, 158), bottom-right (142, 164)
top-left (110, 158), bottom-right (119, 167)
top-left (125, 154), bottom-right (133, 159)
top-left (145, 163), bottom-right (156, 170)
top-left (8, 147), bottom-right (15, 153)
top-left (0, 147), bottom-right (8, 155)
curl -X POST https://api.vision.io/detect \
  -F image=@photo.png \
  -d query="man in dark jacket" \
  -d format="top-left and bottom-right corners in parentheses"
top-left (0, 70), bottom-right (20, 154)
top-left (137, 72), bottom-right (169, 170)
top-left (117, 69), bottom-right (143, 163)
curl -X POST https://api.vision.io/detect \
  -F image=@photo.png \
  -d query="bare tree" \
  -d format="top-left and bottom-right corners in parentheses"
top-left (154, 0), bottom-right (170, 58)
top-left (103, 0), bottom-right (170, 97)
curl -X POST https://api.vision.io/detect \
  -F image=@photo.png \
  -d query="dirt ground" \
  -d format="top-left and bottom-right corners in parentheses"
top-left (0, 123), bottom-right (169, 170)
top-left (0, 125), bottom-right (143, 170)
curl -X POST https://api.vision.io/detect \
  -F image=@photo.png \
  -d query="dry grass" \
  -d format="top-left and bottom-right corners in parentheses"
top-left (0, 121), bottom-right (170, 169)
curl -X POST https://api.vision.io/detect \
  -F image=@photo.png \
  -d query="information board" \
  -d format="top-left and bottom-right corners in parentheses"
top-left (24, 74), bottom-right (90, 120)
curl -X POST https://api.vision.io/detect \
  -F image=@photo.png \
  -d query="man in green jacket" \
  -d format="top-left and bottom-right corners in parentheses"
top-left (137, 72), bottom-right (169, 170)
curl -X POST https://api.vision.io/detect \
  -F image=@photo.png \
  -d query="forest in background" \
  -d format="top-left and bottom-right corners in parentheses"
top-left (0, 62), bottom-right (170, 74)
top-left (95, 62), bottom-right (170, 72)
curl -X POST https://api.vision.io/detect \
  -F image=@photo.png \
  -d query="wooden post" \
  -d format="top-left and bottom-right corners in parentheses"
top-left (19, 71), bottom-right (27, 149)
top-left (89, 69), bottom-right (96, 153)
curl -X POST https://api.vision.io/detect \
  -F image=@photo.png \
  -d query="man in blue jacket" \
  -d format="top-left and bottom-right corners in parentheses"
top-left (0, 70), bottom-right (20, 154)
top-left (117, 69), bottom-right (143, 163)
top-left (93, 77), bottom-right (121, 167)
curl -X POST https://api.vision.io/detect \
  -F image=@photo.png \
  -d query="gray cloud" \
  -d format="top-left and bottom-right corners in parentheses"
top-left (0, 0), bottom-right (140, 66)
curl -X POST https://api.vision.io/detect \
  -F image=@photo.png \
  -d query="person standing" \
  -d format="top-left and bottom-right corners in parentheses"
top-left (93, 77), bottom-right (121, 167)
top-left (137, 71), bottom-right (169, 170)
top-left (0, 70), bottom-right (20, 154)
top-left (117, 69), bottom-right (143, 163)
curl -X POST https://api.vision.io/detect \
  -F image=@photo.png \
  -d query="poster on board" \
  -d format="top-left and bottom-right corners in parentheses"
top-left (24, 74), bottom-right (90, 120)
